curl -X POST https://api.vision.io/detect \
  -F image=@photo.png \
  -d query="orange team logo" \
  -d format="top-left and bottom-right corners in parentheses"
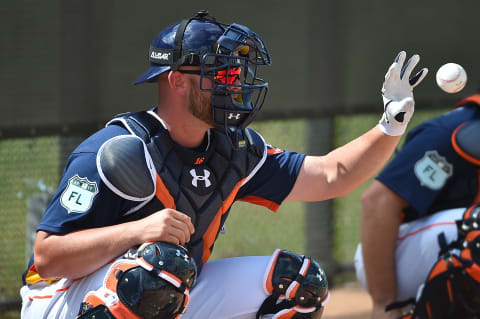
top-left (194, 157), bottom-right (205, 165)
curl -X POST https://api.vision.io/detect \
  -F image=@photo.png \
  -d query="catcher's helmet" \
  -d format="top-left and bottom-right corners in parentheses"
top-left (135, 10), bottom-right (271, 137)
top-left (134, 11), bottom-right (226, 84)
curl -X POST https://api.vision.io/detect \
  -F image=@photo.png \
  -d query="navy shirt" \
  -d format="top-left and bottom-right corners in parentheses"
top-left (378, 104), bottom-right (480, 221)
top-left (37, 126), bottom-right (304, 234)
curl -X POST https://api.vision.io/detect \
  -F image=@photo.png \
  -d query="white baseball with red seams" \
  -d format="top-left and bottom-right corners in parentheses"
top-left (436, 63), bottom-right (467, 93)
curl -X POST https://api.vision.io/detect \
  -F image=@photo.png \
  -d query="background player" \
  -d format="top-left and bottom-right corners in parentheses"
top-left (20, 10), bottom-right (427, 319)
top-left (355, 91), bottom-right (480, 319)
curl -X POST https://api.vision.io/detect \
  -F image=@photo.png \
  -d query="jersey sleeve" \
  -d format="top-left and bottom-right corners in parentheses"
top-left (377, 124), bottom-right (462, 217)
top-left (236, 145), bottom-right (306, 212)
top-left (37, 152), bottom-right (133, 234)
top-left (37, 126), bottom-right (137, 234)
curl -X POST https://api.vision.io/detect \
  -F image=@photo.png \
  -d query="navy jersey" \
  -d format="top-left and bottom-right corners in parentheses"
top-left (36, 125), bottom-right (138, 234)
top-left (236, 145), bottom-right (305, 211)
top-left (37, 132), bottom-right (304, 234)
top-left (378, 103), bottom-right (480, 221)
top-left (24, 118), bottom-right (305, 284)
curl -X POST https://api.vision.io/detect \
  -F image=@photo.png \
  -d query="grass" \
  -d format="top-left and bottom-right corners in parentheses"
top-left (0, 137), bottom-right (59, 299)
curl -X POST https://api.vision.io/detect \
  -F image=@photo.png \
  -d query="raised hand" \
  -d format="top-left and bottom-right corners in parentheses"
top-left (379, 51), bottom-right (428, 136)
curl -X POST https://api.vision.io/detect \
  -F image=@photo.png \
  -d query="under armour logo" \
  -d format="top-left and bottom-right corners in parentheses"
top-left (189, 168), bottom-right (212, 188)
top-left (316, 272), bottom-right (323, 282)
top-left (227, 113), bottom-right (241, 120)
top-left (316, 268), bottom-right (325, 282)
top-left (176, 249), bottom-right (189, 262)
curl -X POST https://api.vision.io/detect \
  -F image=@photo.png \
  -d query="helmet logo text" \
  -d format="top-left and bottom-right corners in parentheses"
top-left (150, 51), bottom-right (170, 61)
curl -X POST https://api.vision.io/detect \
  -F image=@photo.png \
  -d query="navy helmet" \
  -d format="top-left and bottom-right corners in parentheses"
top-left (135, 10), bottom-right (272, 137)
top-left (134, 11), bottom-right (226, 84)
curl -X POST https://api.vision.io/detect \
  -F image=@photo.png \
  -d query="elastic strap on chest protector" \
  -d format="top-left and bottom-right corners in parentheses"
top-left (257, 249), bottom-right (329, 319)
top-left (393, 204), bottom-right (480, 319)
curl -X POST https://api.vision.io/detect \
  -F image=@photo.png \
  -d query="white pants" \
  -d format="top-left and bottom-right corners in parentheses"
top-left (21, 256), bottom-right (273, 319)
top-left (354, 207), bottom-right (465, 301)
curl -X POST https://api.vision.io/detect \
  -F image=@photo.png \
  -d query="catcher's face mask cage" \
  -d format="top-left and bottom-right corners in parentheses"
top-left (197, 23), bottom-right (271, 132)
top-left (137, 10), bottom-right (271, 145)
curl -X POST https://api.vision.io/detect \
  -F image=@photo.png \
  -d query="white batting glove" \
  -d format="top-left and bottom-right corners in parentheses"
top-left (379, 51), bottom-right (428, 136)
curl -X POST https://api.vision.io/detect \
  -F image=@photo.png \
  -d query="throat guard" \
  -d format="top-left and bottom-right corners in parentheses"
top-left (257, 249), bottom-right (330, 319)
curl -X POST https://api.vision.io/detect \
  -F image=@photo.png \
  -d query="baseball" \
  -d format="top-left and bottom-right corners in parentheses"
top-left (436, 63), bottom-right (467, 93)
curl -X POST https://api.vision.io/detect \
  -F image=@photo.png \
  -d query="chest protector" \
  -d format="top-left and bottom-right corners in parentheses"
top-left (100, 109), bottom-right (266, 271)
top-left (392, 204), bottom-right (480, 319)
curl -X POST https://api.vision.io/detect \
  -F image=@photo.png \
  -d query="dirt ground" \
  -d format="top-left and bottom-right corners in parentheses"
top-left (323, 283), bottom-right (372, 319)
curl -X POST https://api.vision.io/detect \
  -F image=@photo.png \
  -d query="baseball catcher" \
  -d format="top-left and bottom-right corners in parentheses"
top-left (20, 10), bottom-right (427, 319)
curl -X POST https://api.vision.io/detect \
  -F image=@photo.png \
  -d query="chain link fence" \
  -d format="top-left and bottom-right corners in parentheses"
top-left (0, 135), bottom-right (85, 316)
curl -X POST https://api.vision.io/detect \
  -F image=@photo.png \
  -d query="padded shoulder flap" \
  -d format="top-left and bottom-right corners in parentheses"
top-left (241, 128), bottom-right (267, 186)
top-left (452, 120), bottom-right (480, 165)
top-left (106, 109), bottom-right (167, 142)
top-left (455, 93), bottom-right (480, 109)
top-left (97, 135), bottom-right (157, 201)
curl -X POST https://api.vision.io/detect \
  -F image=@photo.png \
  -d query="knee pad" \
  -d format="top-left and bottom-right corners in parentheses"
top-left (256, 249), bottom-right (330, 319)
top-left (77, 242), bottom-right (197, 319)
